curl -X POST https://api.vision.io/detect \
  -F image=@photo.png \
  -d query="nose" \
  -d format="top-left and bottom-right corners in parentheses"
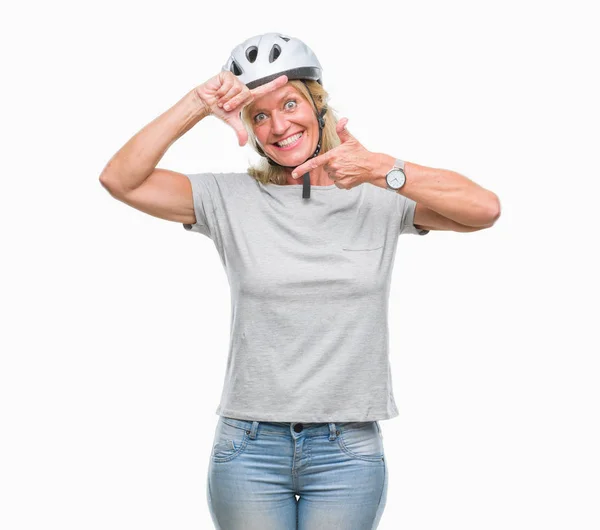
top-left (270, 110), bottom-right (290, 136)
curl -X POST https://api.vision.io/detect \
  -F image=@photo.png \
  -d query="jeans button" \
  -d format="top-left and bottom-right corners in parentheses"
top-left (293, 423), bottom-right (303, 433)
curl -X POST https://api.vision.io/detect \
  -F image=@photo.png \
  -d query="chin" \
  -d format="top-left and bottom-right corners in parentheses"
top-left (268, 145), bottom-right (315, 167)
top-left (274, 153), bottom-right (307, 167)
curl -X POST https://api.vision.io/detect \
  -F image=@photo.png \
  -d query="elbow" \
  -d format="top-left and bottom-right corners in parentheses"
top-left (488, 193), bottom-right (501, 224)
top-left (99, 173), bottom-right (124, 198)
top-left (99, 174), bottom-right (110, 188)
top-left (99, 174), bottom-right (115, 194)
top-left (480, 193), bottom-right (501, 228)
top-left (99, 168), bottom-right (121, 188)
top-left (472, 193), bottom-right (501, 230)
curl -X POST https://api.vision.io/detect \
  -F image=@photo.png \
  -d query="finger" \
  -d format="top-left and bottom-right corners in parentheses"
top-left (218, 85), bottom-right (243, 107)
top-left (250, 74), bottom-right (289, 98)
top-left (336, 118), bottom-right (355, 143)
top-left (223, 87), bottom-right (252, 111)
top-left (291, 151), bottom-right (334, 178)
top-left (216, 73), bottom-right (235, 98)
top-left (237, 128), bottom-right (249, 146)
top-left (229, 116), bottom-right (249, 146)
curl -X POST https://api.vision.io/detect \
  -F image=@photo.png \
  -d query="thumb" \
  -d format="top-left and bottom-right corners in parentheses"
top-left (336, 117), bottom-right (354, 143)
top-left (227, 115), bottom-right (249, 147)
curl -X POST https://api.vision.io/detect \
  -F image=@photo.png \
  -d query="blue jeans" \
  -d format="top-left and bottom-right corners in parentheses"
top-left (207, 416), bottom-right (388, 530)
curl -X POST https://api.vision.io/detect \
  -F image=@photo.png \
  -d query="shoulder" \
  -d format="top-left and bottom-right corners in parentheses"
top-left (187, 171), bottom-right (257, 195)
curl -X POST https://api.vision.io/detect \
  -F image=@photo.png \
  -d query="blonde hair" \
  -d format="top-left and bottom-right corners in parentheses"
top-left (240, 80), bottom-right (340, 185)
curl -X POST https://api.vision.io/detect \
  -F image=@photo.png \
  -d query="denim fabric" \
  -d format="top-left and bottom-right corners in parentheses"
top-left (207, 416), bottom-right (388, 529)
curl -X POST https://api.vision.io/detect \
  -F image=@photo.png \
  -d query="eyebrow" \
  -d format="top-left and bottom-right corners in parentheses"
top-left (251, 92), bottom-right (297, 115)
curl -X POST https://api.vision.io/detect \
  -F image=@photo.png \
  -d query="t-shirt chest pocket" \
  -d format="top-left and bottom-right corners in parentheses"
top-left (339, 203), bottom-right (385, 251)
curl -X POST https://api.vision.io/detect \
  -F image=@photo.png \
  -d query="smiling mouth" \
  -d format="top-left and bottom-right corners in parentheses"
top-left (272, 132), bottom-right (304, 149)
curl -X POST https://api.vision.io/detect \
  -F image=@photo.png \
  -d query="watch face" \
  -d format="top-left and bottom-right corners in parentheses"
top-left (386, 169), bottom-right (406, 189)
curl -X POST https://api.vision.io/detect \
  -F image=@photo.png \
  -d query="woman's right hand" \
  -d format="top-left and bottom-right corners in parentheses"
top-left (195, 71), bottom-right (288, 146)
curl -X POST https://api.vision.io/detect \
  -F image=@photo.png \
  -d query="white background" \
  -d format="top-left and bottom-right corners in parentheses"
top-left (1, 0), bottom-right (598, 528)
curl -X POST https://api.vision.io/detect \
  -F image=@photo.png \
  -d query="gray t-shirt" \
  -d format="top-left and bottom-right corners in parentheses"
top-left (183, 172), bottom-right (428, 422)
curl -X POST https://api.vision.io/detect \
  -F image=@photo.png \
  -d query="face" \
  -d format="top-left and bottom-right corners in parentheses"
top-left (248, 83), bottom-right (319, 168)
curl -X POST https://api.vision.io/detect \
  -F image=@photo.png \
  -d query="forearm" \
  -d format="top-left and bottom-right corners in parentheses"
top-left (371, 153), bottom-right (500, 227)
top-left (99, 89), bottom-right (209, 194)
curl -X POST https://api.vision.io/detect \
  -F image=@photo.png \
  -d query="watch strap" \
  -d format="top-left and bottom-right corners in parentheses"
top-left (393, 158), bottom-right (405, 171)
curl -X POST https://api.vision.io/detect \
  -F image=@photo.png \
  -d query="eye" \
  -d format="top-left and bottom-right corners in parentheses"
top-left (285, 99), bottom-right (297, 110)
top-left (253, 112), bottom-right (266, 123)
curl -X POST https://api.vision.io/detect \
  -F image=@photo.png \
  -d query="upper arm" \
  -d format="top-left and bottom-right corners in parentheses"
top-left (413, 202), bottom-right (489, 232)
top-left (101, 168), bottom-right (197, 225)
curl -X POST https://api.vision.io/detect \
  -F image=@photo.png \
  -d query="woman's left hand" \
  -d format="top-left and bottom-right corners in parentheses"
top-left (291, 118), bottom-right (378, 189)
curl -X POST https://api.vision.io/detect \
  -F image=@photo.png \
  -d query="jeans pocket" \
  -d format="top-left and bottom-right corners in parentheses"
top-left (211, 418), bottom-right (249, 462)
top-left (337, 421), bottom-right (385, 462)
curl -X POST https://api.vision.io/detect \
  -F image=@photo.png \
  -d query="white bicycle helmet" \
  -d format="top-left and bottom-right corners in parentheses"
top-left (222, 32), bottom-right (323, 90)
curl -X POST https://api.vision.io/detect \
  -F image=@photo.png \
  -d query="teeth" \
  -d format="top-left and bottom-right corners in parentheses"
top-left (276, 132), bottom-right (302, 147)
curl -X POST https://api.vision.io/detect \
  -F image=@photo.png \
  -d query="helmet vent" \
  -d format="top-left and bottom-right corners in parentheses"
top-left (279, 35), bottom-right (290, 42)
top-left (269, 44), bottom-right (281, 63)
top-left (245, 46), bottom-right (258, 63)
top-left (230, 60), bottom-right (243, 76)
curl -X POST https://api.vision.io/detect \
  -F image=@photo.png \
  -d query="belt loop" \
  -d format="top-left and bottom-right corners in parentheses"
top-left (248, 421), bottom-right (259, 440)
top-left (329, 422), bottom-right (337, 441)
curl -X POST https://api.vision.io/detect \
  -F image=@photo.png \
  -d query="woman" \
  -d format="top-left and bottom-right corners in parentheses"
top-left (100, 32), bottom-right (500, 530)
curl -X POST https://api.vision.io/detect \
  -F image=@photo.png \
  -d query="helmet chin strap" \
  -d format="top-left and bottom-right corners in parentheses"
top-left (256, 81), bottom-right (327, 199)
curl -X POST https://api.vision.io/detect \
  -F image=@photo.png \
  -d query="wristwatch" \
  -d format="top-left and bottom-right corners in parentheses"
top-left (385, 159), bottom-right (407, 192)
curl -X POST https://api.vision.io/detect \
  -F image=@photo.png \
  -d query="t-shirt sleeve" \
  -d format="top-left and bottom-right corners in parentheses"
top-left (398, 195), bottom-right (430, 236)
top-left (182, 172), bottom-right (217, 239)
